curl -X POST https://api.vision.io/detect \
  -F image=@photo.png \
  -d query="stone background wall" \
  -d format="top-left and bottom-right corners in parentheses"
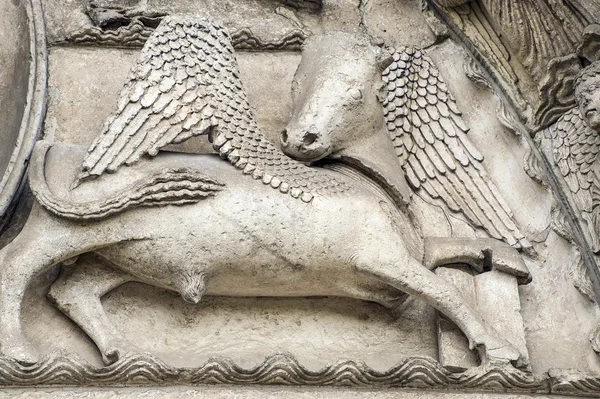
top-left (25, 0), bottom-right (600, 377)
top-left (1, 0), bottom-right (599, 397)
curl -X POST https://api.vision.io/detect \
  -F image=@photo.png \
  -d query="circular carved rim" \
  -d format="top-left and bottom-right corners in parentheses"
top-left (0, 0), bottom-right (47, 232)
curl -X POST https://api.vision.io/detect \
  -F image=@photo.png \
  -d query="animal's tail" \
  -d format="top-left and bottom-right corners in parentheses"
top-left (29, 141), bottom-right (225, 221)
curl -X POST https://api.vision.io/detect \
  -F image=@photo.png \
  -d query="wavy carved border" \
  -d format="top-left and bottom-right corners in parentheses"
top-left (52, 19), bottom-right (306, 51)
top-left (0, 0), bottom-right (48, 232)
top-left (1, 352), bottom-right (598, 396)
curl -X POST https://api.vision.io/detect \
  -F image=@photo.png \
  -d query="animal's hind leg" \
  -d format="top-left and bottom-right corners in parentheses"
top-left (0, 237), bottom-right (74, 362)
top-left (48, 254), bottom-right (137, 365)
top-left (356, 253), bottom-right (523, 368)
top-left (0, 207), bottom-right (109, 364)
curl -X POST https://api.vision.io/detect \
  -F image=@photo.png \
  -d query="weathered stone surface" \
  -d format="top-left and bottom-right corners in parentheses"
top-left (436, 266), bottom-right (478, 371)
top-left (45, 48), bottom-right (300, 152)
top-left (429, 0), bottom-right (600, 127)
top-left (475, 270), bottom-right (530, 366)
top-left (2, 23), bottom-right (527, 371)
top-left (0, 0), bottom-right (29, 175)
top-left (1, 0), bottom-right (600, 396)
top-left (436, 267), bottom-right (530, 372)
top-left (0, 387), bottom-right (574, 399)
top-left (0, 0), bottom-right (46, 231)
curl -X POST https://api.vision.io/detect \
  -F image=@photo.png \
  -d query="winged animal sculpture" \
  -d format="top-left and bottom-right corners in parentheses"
top-left (551, 61), bottom-right (600, 253)
top-left (548, 61), bottom-right (600, 302)
top-left (383, 48), bottom-right (531, 250)
top-left (0, 16), bottom-right (530, 370)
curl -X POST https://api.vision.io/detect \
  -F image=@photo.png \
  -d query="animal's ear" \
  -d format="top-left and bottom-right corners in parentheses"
top-left (376, 48), bottom-right (394, 72)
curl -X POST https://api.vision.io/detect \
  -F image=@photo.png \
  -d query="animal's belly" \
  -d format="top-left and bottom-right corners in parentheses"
top-left (95, 242), bottom-right (400, 304)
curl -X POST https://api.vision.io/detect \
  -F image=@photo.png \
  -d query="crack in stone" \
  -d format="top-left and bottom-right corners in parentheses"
top-left (358, 0), bottom-right (376, 43)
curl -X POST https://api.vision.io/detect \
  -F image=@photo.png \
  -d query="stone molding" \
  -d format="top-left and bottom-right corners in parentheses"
top-left (0, 352), bottom-right (597, 397)
top-left (0, 0), bottom-right (47, 232)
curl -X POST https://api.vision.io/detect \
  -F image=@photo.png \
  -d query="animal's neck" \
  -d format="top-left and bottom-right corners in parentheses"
top-left (331, 127), bottom-right (412, 209)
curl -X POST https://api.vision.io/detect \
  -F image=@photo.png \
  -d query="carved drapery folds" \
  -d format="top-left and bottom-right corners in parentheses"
top-left (430, 0), bottom-right (600, 127)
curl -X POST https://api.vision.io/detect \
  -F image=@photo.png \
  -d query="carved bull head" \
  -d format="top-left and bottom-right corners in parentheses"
top-left (281, 32), bottom-right (393, 162)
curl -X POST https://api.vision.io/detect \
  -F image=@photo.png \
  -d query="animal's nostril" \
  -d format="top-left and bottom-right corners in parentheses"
top-left (281, 129), bottom-right (288, 145)
top-left (303, 132), bottom-right (318, 146)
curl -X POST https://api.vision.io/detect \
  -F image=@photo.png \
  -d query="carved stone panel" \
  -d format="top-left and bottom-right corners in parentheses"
top-left (1, 0), bottom-right (600, 398)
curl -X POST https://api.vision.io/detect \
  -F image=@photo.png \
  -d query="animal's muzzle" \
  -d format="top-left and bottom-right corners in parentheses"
top-left (280, 126), bottom-right (330, 161)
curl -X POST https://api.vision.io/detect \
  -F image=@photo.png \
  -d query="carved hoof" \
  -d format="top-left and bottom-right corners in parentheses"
top-left (2, 340), bottom-right (40, 365)
top-left (477, 337), bottom-right (527, 371)
top-left (100, 341), bottom-right (138, 365)
top-left (102, 348), bottom-right (126, 365)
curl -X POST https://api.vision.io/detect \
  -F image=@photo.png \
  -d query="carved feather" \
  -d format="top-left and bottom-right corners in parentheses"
top-left (551, 108), bottom-right (600, 251)
top-left (78, 15), bottom-right (349, 202)
top-left (382, 47), bottom-right (530, 250)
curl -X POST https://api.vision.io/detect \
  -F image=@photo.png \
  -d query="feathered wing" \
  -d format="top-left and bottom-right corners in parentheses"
top-left (78, 15), bottom-right (349, 202)
top-left (552, 109), bottom-right (600, 252)
top-left (79, 16), bottom-right (223, 180)
top-left (382, 47), bottom-right (531, 250)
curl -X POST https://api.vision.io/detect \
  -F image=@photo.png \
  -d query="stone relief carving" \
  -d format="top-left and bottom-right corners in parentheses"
top-left (379, 46), bottom-right (530, 250)
top-left (53, 1), bottom-right (307, 51)
top-left (429, 0), bottom-right (600, 127)
top-left (431, 0), bottom-right (600, 324)
top-left (551, 62), bottom-right (600, 254)
top-left (429, 0), bottom-right (600, 316)
top-left (56, 19), bottom-right (307, 52)
top-left (5, 0), bottom-right (600, 397)
top-left (85, 0), bottom-right (166, 30)
top-left (0, 0), bottom-right (47, 233)
top-left (544, 61), bottom-right (600, 304)
top-left (0, 16), bottom-right (532, 375)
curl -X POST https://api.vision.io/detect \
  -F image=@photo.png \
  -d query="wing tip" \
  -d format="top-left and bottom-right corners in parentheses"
top-left (71, 171), bottom-right (92, 190)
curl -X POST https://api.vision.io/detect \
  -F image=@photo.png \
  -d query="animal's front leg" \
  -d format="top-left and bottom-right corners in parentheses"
top-left (355, 254), bottom-right (525, 370)
top-left (48, 254), bottom-right (137, 365)
top-left (0, 212), bottom-right (80, 364)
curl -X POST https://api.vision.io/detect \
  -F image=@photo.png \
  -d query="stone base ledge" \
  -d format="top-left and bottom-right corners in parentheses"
top-left (0, 353), bottom-right (597, 397)
top-left (0, 386), bottom-right (584, 399)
